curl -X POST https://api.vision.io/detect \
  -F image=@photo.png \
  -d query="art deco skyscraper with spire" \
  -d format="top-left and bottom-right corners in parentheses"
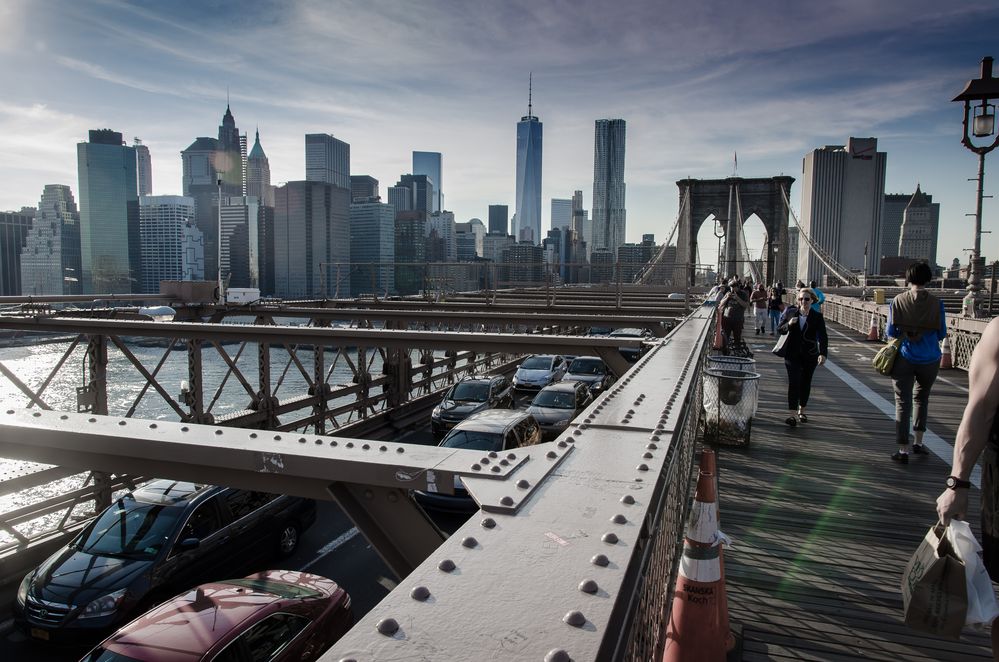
top-left (515, 76), bottom-right (542, 245)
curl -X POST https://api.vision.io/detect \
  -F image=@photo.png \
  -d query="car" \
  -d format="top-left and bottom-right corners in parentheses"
top-left (561, 356), bottom-right (613, 394)
top-left (585, 326), bottom-right (612, 336)
top-left (608, 327), bottom-right (653, 363)
top-left (413, 410), bottom-right (542, 517)
top-left (14, 480), bottom-right (317, 645)
top-left (511, 354), bottom-right (568, 391)
top-left (80, 570), bottom-right (353, 662)
top-left (667, 292), bottom-right (687, 300)
top-left (526, 381), bottom-right (593, 440)
top-left (430, 375), bottom-right (514, 438)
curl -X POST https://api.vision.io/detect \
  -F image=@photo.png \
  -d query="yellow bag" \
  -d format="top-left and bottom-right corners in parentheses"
top-left (873, 337), bottom-right (902, 376)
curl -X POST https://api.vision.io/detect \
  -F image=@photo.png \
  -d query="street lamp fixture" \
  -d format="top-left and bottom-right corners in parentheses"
top-left (953, 56), bottom-right (999, 315)
top-left (713, 216), bottom-right (727, 281)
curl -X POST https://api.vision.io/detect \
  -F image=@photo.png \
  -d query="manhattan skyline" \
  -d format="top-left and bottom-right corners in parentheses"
top-left (1, 0), bottom-right (998, 268)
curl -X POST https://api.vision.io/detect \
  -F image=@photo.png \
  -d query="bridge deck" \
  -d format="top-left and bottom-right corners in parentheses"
top-left (717, 320), bottom-right (991, 659)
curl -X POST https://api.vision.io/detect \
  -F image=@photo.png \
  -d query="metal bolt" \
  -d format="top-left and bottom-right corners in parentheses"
top-left (573, 429), bottom-right (582, 436)
top-left (563, 610), bottom-right (586, 627)
top-left (647, 443), bottom-right (658, 450)
top-left (516, 479), bottom-right (530, 489)
top-left (500, 459), bottom-right (509, 466)
top-left (488, 451), bottom-right (498, 458)
top-left (362, 444), bottom-right (370, 450)
top-left (380, 445), bottom-right (388, 452)
top-left (274, 434), bottom-right (282, 441)
top-left (500, 496), bottom-right (514, 506)
top-left (314, 439), bottom-right (322, 445)
top-left (602, 532), bottom-right (619, 544)
top-left (491, 465), bottom-right (501, 473)
top-left (411, 586), bottom-right (430, 601)
top-left (591, 554), bottom-right (610, 567)
top-left (611, 514), bottom-right (627, 524)
top-left (579, 579), bottom-right (599, 594)
top-left (117, 419), bottom-right (126, 425)
top-left (60, 415), bottom-right (68, 420)
top-left (507, 453), bottom-right (517, 460)
top-left (33, 412), bottom-right (42, 418)
top-left (215, 429), bottom-right (223, 435)
top-left (438, 559), bottom-right (456, 572)
top-left (250, 432), bottom-right (258, 438)
top-left (621, 495), bottom-right (636, 505)
top-left (546, 451), bottom-right (557, 459)
top-left (461, 536), bottom-right (478, 548)
top-left (330, 440), bottom-right (338, 446)
top-left (397, 447), bottom-right (405, 453)
top-left (299, 437), bottom-right (307, 443)
top-left (650, 435), bottom-right (661, 442)
top-left (637, 464), bottom-right (649, 471)
top-left (545, 650), bottom-right (571, 662)
top-left (643, 452), bottom-right (653, 459)
top-left (377, 617), bottom-right (399, 635)
top-left (180, 425), bottom-right (188, 431)
top-left (5, 410), bottom-right (12, 415)
top-left (346, 442), bottom-right (354, 448)
top-left (558, 441), bottom-right (567, 448)
top-left (471, 463), bottom-right (482, 471)
top-left (481, 517), bottom-right (496, 528)
top-left (481, 457), bottom-right (490, 465)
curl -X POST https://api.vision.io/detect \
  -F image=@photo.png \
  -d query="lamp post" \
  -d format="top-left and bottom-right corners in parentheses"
top-left (216, 176), bottom-right (224, 304)
top-left (713, 216), bottom-right (726, 281)
top-left (953, 56), bottom-right (999, 317)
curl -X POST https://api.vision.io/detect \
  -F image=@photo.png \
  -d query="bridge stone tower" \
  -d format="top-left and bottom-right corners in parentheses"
top-left (674, 176), bottom-right (794, 286)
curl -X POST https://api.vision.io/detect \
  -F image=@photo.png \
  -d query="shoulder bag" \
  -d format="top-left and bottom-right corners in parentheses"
top-left (772, 332), bottom-right (789, 358)
top-left (873, 337), bottom-right (903, 376)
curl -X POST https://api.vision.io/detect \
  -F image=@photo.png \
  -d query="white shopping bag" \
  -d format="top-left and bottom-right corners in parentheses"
top-left (946, 519), bottom-right (999, 628)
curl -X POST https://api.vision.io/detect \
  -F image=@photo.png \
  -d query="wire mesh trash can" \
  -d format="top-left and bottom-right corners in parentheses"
top-left (703, 367), bottom-right (759, 447)
top-left (706, 355), bottom-right (756, 374)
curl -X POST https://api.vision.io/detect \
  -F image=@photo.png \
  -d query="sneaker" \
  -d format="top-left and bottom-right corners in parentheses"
top-left (891, 450), bottom-right (909, 464)
top-left (912, 444), bottom-right (928, 455)
top-left (785, 416), bottom-right (797, 427)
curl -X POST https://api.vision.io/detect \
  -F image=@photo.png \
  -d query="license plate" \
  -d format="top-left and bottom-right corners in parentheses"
top-left (30, 628), bottom-right (50, 641)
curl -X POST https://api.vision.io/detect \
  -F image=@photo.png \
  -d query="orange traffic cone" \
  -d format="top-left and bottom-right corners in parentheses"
top-left (866, 313), bottom-right (879, 341)
top-left (696, 449), bottom-right (734, 656)
top-left (940, 336), bottom-right (953, 369)
top-left (663, 471), bottom-right (734, 661)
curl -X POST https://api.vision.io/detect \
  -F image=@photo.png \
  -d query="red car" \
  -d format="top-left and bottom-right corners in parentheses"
top-left (80, 570), bottom-right (353, 662)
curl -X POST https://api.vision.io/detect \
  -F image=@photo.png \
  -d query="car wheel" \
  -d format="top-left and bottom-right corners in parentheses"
top-left (277, 522), bottom-right (301, 558)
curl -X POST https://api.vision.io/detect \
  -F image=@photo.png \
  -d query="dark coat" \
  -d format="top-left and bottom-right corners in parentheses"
top-left (777, 306), bottom-right (828, 362)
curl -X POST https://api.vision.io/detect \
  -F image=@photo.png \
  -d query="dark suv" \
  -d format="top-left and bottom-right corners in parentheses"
top-left (430, 374), bottom-right (514, 438)
top-left (13, 480), bottom-right (316, 645)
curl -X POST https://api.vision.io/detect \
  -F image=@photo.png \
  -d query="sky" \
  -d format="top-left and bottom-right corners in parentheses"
top-left (1, 0), bottom-right (998, 270)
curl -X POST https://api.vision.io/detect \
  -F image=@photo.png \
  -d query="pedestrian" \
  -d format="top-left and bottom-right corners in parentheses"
top-left (776, 287), bottom-right (828, 426)
top-left (750, 283), bottom-right (767, 335)
top-left (808, 280), bottom-right (825, 312)
top-left (888, 262), bottom-right (947, 464)
top-left (936, 315), bottom-right (999, 655)
top-left (767, 284), bottom-right (783, 335)
top-left (718, 281), bottom-right (750, 353)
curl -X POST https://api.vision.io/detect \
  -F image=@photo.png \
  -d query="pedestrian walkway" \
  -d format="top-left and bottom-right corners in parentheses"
top-left (716, 319), bottom-right (992, 660)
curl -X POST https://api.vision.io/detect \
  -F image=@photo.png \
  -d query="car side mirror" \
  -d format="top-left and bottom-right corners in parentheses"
top-left (176, 537), bottom-right (200, 552)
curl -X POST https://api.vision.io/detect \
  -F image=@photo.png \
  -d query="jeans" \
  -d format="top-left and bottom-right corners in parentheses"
top-left (769, 309), bottom-right (781, 333)
top-left (784, 357), bottom-right (818, 410)
top-left (890, 355), bottom-right (938, 445)
top-left (754, 309), bottom-right (767, 331)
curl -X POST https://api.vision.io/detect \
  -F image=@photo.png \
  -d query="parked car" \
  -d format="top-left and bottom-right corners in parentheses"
top-left (608, 327), bottom-right (653, 363)
top-left (512, 354), bottom-right (568, 391)
top-left (431, 374), bottom-right (514, 438)
top-left (585, 326), bottom-right (612, 336)
top-left (413, 410), bottom-right (542, 516)
top-left (14, 480), bottom-right (317, 644)
top-left (80, 570), bottom-right (353, 662)
top-left (561, 356), bottom-right (613, 394)
top-left (526, 381), bottom-right (594, 440)
top-left (667, 292), bottom-right (687, 300)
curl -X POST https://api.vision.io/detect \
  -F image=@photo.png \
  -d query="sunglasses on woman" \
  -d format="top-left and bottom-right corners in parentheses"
top-left (798, 297), bottom-right (812, 302)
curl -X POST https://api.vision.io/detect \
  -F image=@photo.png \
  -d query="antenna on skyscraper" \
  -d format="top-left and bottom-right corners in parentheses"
top-left (528, 73), bottom-right (533, 118)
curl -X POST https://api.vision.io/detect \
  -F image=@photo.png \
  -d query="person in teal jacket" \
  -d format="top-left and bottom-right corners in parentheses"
top-left (887, 262), bottom-right (947, 464)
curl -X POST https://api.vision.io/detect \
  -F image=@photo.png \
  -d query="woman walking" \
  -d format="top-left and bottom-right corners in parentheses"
top-left (776, 287), bottom-right (828, 426)
top-left (888, 262), bottom-right (947, 464)
top-left (750, 283), bottom-right (768, 335)
top-left (767, 284), bottom-right (784, 335)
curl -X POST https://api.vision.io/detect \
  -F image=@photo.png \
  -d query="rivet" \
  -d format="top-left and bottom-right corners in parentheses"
top-left (545, 650), bottom-right (571, 662)
top-left (397, 447), bottom-right (405, 453)
top-left (573, 429), bottom-right (583, 436)
top-left (362, 444), bottom-right (370, 450)
top-left (148, 423), bottom-right (156, 428)
top-left (274, 434), bottom-right (282, 441)
top-left (491, 465), bottom-right (501, 473)
top-left (411, 585), bottom-right (431, 601)
top-left (330, 440), bottom-right (338, 446)
top-left (298, 437), bottom-right (306, 443)
top-left (5, 410), bottom-right (13, 415)
top-left (346, 442), bottom-right (354, 448)
top-left (116, 419), bottom-right (125, 425)
top-left (500, 496), bottom-right (515, 506)
top-left (500, 458), bottom-right (509, 466)
top-left (380, 445), bottom-right (387, 451)
top-left (215, 429), bottom-right (223, 435)
top-left (481, 517), bottom-right (496, 528)
top-left (314, 439), bottom-right (322, 445)
top-left (621, 495), bottom-right (636, 505)
top-left (461, 536), bottom-right (478, 548)
top-left (488, 451), bottom-right (498, 458)
top-left (60, 415), bottom-right (68, 420)
top-left (481, 457), bottom-right (490, 465)
top-left (611, 514), bottom-right (627, 524)
top-left (250, 432), bottom-right (258, 438)
top-left (647, 443), bottom-right (658, 450)
top-left (516, 479), bottom-right (530, 489)
top-left (602, 532), bottom-right (619, 544)
top-left (579, 579), bottom-right (599, 594)
top-left (637, 463), bottom-right (649, 471)
top-left (30, 411), bottom-right (41, 418)
top-left (376, 617), bottom-right (399, 635)
top-left (471, 463), bottom-right (482, 471)
top-left (563, 610), bottom-right (586, 627)
top-left (339, 659), bottom-right (358, 662)
top-left (546, 451), bottom-right (558, 459)
top-left (592, 553), bottom-right (610, 567)
top-left (621, 419), bottom-right (629, 424)
top-left (438, 559), bottom-right (456, 572)
top-left (558, 441), bottom-right (567, 448)
top-left (643, 452), bottom-right (653, 459)
top-left (180, 425), bottom-right (188, 431)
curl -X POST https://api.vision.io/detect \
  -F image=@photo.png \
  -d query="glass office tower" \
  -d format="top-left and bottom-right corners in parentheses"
top-left (515, 80), bottom-right (542, 245)
top-left (412, 151), bottom-right (442, 212)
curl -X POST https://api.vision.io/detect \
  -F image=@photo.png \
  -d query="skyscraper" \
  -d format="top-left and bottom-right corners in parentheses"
top-left (134, 138), bottom-right (152, 196)
top-left (592, 119), bottom-right (627, 255)
top-left (514, 78), bottom-right (542, 245)
top-left (395, 210), bottom-right (428, 295)
top-left (0, 210), bottom-right (34, 295)
top-left (550, 198), bottom-right (572, 231)
top-left (305, 134), bottom-right (350, 188)
top-left (273, 181), bottom-right (350, 298)
top-left (427, 211), bottom-right (457, 262)
top-left (488, 204), bottom-right (509, 235)
top-left (20, 185), bottom-right (81, 295)
top-left (881, 194), bottom-right (909, 259)
top-left (798, 137), bottom-right (887, 282)
top-left (390, 175), bottom-right (434, 215)
top-left (246, 129), bottom-right (273, 207)
top-left (139, 196), bottom-right (202, 291)
top-left (220, 196), bottom-right (261, 289)
top-left (350, 200), bottom-right (395, 295)
top-left (350, 175), bottom-right (379, 202)
top-left (412, 152), bottom-right (442, 212)
top-left (898, 185), bottom-right (940, 265)
top-left (78, 129), bottom-right (140, 293)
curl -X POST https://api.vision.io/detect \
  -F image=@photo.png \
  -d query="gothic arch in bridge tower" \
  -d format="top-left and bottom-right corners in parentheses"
top-left (674, 176), bottom-right (795, 286)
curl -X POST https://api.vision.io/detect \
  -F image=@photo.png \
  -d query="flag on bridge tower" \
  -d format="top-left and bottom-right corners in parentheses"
top-left (734, 151), bottom-right (738, 175)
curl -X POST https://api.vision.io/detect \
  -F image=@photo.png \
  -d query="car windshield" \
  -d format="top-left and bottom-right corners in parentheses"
top-left (222, 578), bottom-right (322, 599)
top-left (449, 382), bottom-right (489, 402)
top-left (441, 430), bottom-right (502, 451)
top-left (532, 390), bottom-right (576, 409)
top-left (521, 357), bottom-right (552, 370)
top-left (568, 359), bottom-right (605, 375)
top-left (73, 496), bottom-right (183, 559)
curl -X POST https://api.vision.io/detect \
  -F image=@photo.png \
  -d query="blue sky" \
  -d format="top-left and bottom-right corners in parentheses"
top-left (1, 0), bottom-right (998, 268)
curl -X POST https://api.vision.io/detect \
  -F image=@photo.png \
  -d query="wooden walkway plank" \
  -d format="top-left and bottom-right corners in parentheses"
top-left (715, 320), bottom-right (991, 659)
